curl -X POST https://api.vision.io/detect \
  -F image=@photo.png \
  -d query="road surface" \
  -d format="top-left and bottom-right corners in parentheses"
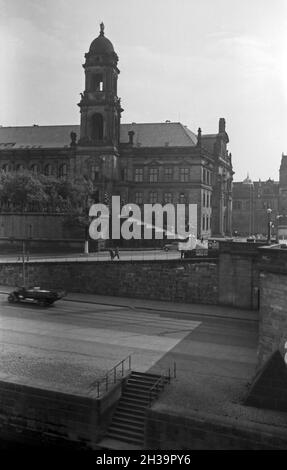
top-left (0, 293), bottom-right (257, 402)
top-left (0, 249), bottom-right (184, 263)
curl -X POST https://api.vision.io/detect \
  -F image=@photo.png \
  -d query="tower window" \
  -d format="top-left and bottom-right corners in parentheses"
top-left (92, 73), bottom-right (104, 91)
top-left (91, 113), bottom-right (104, 141)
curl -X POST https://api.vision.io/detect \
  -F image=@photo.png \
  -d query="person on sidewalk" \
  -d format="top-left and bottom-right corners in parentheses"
top-left (114, 247), bottom-right (120, 260)
top-left (109, 248), bottom-right (114, 260)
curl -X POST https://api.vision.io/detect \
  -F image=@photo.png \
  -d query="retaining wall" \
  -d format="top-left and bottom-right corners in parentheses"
top-left (0, 259), bottom-right (219, 305)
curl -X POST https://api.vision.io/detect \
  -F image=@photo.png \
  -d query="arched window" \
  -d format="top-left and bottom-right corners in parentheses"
top-left (91, 113), bottom-right (104, 141)
top-left (30, 164), bottom-right (38, 175)
top-left (44, 164), bottom-right (53, 176)
top-left (16, 164), bottom-right (24, 172)
top-left (2, 164), bottom-right (10, 173)
top-left (58, 163), bottom-right (67, 179)
top-left (91, 73), bottom-right (104, 91)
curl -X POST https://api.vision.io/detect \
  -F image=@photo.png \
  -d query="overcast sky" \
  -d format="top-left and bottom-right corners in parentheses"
top-left (1, 0), bottom-right (286, 181)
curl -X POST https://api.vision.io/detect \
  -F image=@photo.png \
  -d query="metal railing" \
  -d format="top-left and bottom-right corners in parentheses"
top-left (89, 354), bottom-right (132, 398)
top-left (149, 362), bottom-right (176, 407)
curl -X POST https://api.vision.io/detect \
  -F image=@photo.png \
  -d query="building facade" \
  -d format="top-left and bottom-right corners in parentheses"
top-left (232, 154), bottom-right (287, 238)
top-left (0, 24), bottom-right (233, 241)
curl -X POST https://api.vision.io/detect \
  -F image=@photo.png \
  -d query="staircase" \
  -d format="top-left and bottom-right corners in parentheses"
top-left (103, 371), bottom-right (170, 448)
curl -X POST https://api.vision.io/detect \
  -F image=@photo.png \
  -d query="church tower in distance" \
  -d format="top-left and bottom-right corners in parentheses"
top-left (78, 22), bottom-right (123, 148)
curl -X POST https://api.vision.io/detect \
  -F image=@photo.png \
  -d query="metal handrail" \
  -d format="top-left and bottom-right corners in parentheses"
top-left (89, 354), bottom-right (132, 398)
top-left (149, 362), bottom-right (176, 406)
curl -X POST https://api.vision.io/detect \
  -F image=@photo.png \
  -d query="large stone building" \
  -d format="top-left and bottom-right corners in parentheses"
top-left (232, 154), bottom-right (287, 238)
top-left (0, 24), bottom-right (233, 241)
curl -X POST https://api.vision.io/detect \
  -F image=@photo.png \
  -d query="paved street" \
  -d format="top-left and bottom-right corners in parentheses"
top-left (0, 292), bottom-right (257, 398)
top-left (0, 249), bottom-right (183, 263)
top-left (1, 291), bottom-right (287, 430)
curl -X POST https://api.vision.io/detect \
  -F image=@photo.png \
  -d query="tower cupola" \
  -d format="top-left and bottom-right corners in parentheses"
top-left (78, 23), bottom-right (123, 147)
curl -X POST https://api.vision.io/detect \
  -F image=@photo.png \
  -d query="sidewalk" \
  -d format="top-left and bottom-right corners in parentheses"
top-left (0, 284), bottom-right (258, 322)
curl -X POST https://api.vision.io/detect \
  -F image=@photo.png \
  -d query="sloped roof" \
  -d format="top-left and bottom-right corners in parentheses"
top-left (0, 125), bottom-right (80, 149)
top-left (0, 122), bottom-right (198, 149)
top-left (120, 122), bottom-right (197, 147)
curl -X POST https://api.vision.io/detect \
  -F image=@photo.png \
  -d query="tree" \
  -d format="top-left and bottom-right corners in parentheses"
top-left (0, 170), bottom-right (48, 211)
top-left (0, 171), bottom-right (99, 253)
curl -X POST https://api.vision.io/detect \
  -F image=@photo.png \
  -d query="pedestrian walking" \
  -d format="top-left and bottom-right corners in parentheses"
top-left (114, 246), bottom-right (120, 260)
top-left (109, 248), bottom-right (114, 260)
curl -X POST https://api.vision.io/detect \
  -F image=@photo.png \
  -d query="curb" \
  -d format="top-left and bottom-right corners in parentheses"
top-left (0, 289), bottom-right (258, 322)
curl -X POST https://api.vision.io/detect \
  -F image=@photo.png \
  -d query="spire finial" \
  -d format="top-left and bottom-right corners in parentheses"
top-left (100, 22), bottom-right (105, 36)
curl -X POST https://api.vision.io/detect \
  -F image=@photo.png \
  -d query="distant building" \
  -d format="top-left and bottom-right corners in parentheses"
top-left (0, 24), bottom-right (233, 240)
top-left (232, 154), bottom-right (287, 237)
top-left (232, 177), bottom-right (279, 236)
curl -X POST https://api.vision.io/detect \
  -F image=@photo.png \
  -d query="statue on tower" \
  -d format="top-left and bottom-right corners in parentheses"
top-left (100, 22), bottom-right (105, 35)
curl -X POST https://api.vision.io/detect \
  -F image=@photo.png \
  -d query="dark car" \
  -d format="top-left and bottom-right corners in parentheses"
top-left (162, 241), bottom-right (179, 251)
top-left (8, 286), bottom-right (66, 307)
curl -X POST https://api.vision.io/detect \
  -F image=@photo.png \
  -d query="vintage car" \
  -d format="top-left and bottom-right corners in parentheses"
top-left (7, 286), bottom-right (66, 307)
top-left (162, 241), bottom-right (179, 251)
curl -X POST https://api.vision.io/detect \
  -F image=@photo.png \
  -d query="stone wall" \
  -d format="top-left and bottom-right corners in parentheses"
top-left (218, 242), bottom-right (261, 309)
top-left (0, 373), bottom-right (121, 449)
top-left (0, 259), bottom-right (219, 305)
top-left (257, 247), bottom-right (287, 369)
top-left (145, 408), bottom-right (287, 449)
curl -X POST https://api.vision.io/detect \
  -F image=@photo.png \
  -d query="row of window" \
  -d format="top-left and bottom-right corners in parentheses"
top-left (202, 191), bottom-right (211, 208)
top-left (1, 163), bottom-right (68, 179)
top-left (133, 167), bottom-right (191, 183)
top-left (134, 192), bottom-right (188, 205)
top-left (234, 200), bottom-right (276, 210)
top-left (202, 168), bottom-right (211, 185)
top-left (202, 215), bottom-right (211, 231)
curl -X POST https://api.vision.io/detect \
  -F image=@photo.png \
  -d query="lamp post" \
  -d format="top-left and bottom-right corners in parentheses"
top-left (267, 208), bottom-right (272, 245)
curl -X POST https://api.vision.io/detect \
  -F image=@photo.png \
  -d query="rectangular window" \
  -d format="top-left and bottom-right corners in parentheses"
top-left (203, 168), bottom-right (206, 184)
top-left (206, 216), bottom-right (209, 230)
top-left (180, 168), bottom-right (189, 182)
top-left (165, 167), bottom-right (173, 182)
top-left (134, 168), bottom-right (143, 182)
top-left (149, 192), bottom-right (158, 204)
top-left (164, 192), bottom-right (172, 203)
top-left (203, 192), bottom-right (206, 207)
top-left (149, 168), bottom-right (159, 183)
top-left (202, 215), bottom-right (206, 231)
top-left (135, 192), bottom-right (143, 204)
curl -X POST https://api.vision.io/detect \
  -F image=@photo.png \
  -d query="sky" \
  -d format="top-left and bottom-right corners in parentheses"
top-left (1, 0), bottom-right (286, 181)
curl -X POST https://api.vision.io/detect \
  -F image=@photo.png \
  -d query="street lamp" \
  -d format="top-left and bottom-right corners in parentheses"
top-left (267, 208), bottom-right (272, 245)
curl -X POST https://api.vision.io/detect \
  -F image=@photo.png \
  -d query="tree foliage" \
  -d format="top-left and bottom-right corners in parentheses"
top-left (0, 171), bottom-right (97, 222)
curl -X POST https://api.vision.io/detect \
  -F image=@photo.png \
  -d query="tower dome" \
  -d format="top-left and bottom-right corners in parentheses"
top-left (89, 22), bottom-right (115, 55)
top-left (243, 173), bottom-right (253, 185)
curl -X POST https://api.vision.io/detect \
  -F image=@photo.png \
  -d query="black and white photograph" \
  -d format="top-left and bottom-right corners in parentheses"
top-left (0, 0), bottom-right (287, 455)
